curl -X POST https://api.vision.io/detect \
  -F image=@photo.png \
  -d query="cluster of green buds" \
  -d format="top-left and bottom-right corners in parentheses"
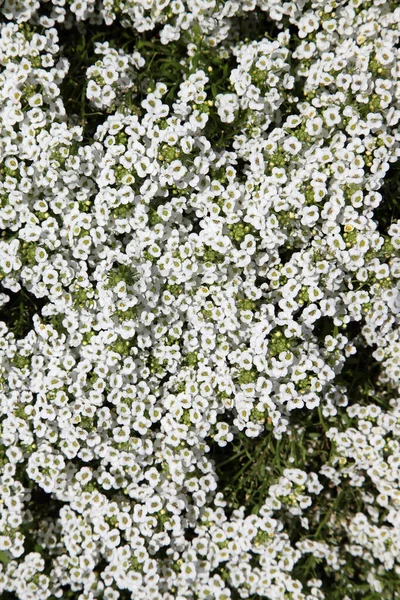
top-left (19, 242), bottom-right (38, 266)
top-left (109, 337), bottom-right (134, 357)
top-left (228, 221), bottom-right (256, 246)
top-left (266, 149), bottom-right (288, 169)
top-left (250, 407), bottom-right (266, 424)
top-left (253, 529), bottom-right (274, 547)
top-left (268, 329), bottom-right (293, 357)
top-left (148, 355), bottom-right (165, 375)
top-left (279, 488), bottom-right (305, 507)
top-left (113, 165), bottom-right (136, 185)
top-left (274, 209), bottom-right (297, 228)
top-left (112, 305), bottom-right (138, 323)
top-left (236, 296), bottom-right (258, 312)
top-left (183, 350), bottom-right (199, 367)
top-left (11, 353), bottom-right (31, 370)
top-left (164, 283), bottom-right (184, 297)
top-left (235, 367), bottom-right (258, 385)
top-left (201, 247), bottom-right (225, 264)
top-left (158, 143), bottom-right (182, 163)
top-left (296, 286), bottom-right (310, 307)
top-left (72, 287), bottom-right (95, 309)
top-left (295, 375), bottom-right (314, 395)
top-left (104, 264), bottom-right (139, 290)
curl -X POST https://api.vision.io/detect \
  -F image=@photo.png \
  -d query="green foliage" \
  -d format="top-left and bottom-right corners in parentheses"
top-left (0, 287), bottom-right (45, 339)
top-left (374, 161), bottom-right (400, 234)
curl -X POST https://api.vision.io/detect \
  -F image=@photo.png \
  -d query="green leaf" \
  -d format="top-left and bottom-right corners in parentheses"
top-left (0, 550), bottom-right (10, 564)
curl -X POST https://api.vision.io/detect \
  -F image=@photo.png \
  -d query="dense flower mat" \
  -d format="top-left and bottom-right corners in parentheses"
top-left (0, 0), bottom-right (400, 598)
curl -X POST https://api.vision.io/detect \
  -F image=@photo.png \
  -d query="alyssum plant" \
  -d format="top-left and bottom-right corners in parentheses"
top-left (0, 0), bottom-right (400, 599)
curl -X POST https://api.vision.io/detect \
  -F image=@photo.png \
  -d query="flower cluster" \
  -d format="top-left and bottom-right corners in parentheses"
top-left (86, 43), bottom-right (145, 112)
top-left (1, 0), bottom-right (400, 599)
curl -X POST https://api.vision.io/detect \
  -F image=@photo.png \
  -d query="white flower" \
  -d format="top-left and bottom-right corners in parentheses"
top-left (323, 106), bottom-right (342, 127)
top-left (283, 136), bottom-right (302, 155)
top-left (215, 93), bottom-right (239, 123)
top-left (301, 205), bottom-right (319, 226)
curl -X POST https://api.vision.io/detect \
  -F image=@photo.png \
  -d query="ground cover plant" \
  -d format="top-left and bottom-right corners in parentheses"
top-left (0, 0), bottom-right (400, 598)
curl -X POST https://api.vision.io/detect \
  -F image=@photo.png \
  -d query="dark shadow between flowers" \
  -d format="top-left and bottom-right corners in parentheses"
top-left (0, 480), bottom-right (64, 594)
top-left (373, 159), bottom-right (400, 235)
top-left (57, 18), bottom-right (188, 142)
top-left (27, 484), bottom-right (64, 521)
top-left (0, 285), bottom-right (46, 339)
top-left (211, 309), bottom-right (397, 597)
top-left (57, 22), bottom-right (118, 142)
top-left (212, 317), bottom-right (383, 506)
